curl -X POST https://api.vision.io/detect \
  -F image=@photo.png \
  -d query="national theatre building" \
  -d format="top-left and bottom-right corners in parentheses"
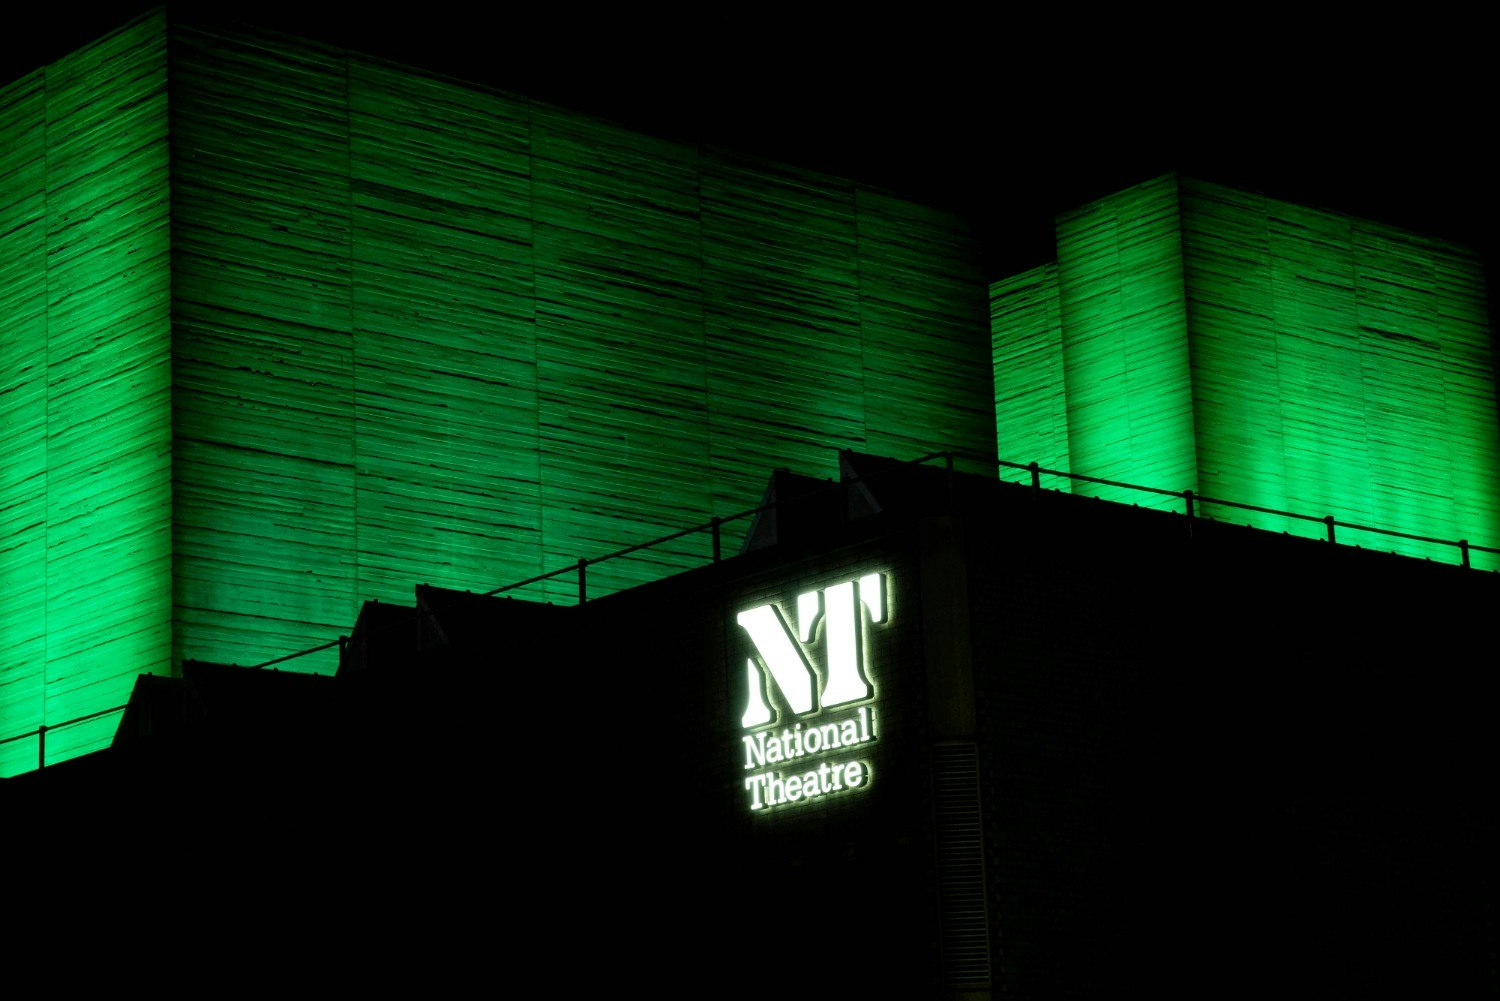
top-left (3, 10), bottom-right (1496, 996)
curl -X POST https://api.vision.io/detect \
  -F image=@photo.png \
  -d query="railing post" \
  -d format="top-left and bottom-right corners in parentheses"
top-left (577, 558), bottom-right (588, 605)
top-left (1459, 539), bottom-right (1470, 568)
top-left (1324, 516), bottom-right (1337, 544)
top-left (711, 517), bottom-right (722, 562)
top-left (1028, 461), bottom-right (1040, 494)
top-left (1184, 489), bottom-right (1195, 520)
top-left (37, 723), bottom-right (45, 771)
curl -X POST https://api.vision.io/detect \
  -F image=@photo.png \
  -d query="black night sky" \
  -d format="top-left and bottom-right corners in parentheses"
top-left (5, 4), bottom-right (1497, 286)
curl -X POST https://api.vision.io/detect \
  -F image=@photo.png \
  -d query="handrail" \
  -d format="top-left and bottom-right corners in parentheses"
top-left (6, 447), bottom-right (1497, 772)
top-left (0, 702), bottom-right (130, 773)
top-left (172, 449), bottom-right (1500, 667)
top-left (1006, 458), bottom-right (1500, 562)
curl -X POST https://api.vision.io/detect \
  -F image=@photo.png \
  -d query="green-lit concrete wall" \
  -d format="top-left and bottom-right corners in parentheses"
top-left (991, 174), bottom-right (1500, 569)
top-left (1055, 176), bottom-right (1198, 506)
top-left (0, 16), bottom-right (172, 775)
top-left (1, 11), bottom-right (994, 770)
top-left (167, 19), bottom-right (993, 678)
top-left (990, 263), bottom-right (1070, 483)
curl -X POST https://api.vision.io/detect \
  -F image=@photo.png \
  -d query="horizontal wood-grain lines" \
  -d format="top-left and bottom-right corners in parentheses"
top-left (990, 263), bottom-right (1070, 482)
top-left (994, 174), bottom-right (1500, 568)
top-left (700, 153), bottom-right (866, 525)
top-left (0, 70), bottom-right (50, 773)
top-left (1055, 175), bottom-right (1196, 510)
top-left (3, 14), bottom-right (985, 768)
top-left (0, 14), bottom-right (170, 772)
top-left (1181, 177), bottom-right (1500, 564)
top-left (349, 58), bottom-right (541, 604)
top-left (171, 24), bottom-right (355, 675)
top-left (1179, 180), bottom-right (1293, 532)
top-left (164, 21), bottom-right (992, 669)
top-left (857, 190), bottom-right (993, 475)
top-left (531, 106), bottom-right (710, 598)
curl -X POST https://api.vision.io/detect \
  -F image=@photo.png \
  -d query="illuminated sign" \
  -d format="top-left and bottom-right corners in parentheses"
top-left (736, 572), bottom-right (886, 811)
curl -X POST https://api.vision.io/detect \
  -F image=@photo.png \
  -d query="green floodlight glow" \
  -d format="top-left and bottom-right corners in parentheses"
top-left (1182, 177), bottom-right (1500, 564)
top-left (0, 16), bottom-right (171, 775)
top-left (991, 174), bottom-right (1500, 568)
top-left (170, 25), bottom-right (984, 657)
top-left (5, 15), bottom-right (989, 773)
top-left (991, 264), bottom-right (1072, 485)
top-left (1055, 175), bottom-right (1197, 512)
top-left (163, 21), bottom-right (993, 669)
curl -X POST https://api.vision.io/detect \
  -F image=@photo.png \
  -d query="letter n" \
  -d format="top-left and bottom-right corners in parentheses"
top-left (737, 603), bottom-right (815, 728)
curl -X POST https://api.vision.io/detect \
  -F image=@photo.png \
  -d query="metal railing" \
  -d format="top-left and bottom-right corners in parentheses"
top-left (1002, 458), bottom-right (1500, 569)
top-left (5, 448), bottom-right (1497, 775)
top-left (0, 702), bottom-right (131, 774)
